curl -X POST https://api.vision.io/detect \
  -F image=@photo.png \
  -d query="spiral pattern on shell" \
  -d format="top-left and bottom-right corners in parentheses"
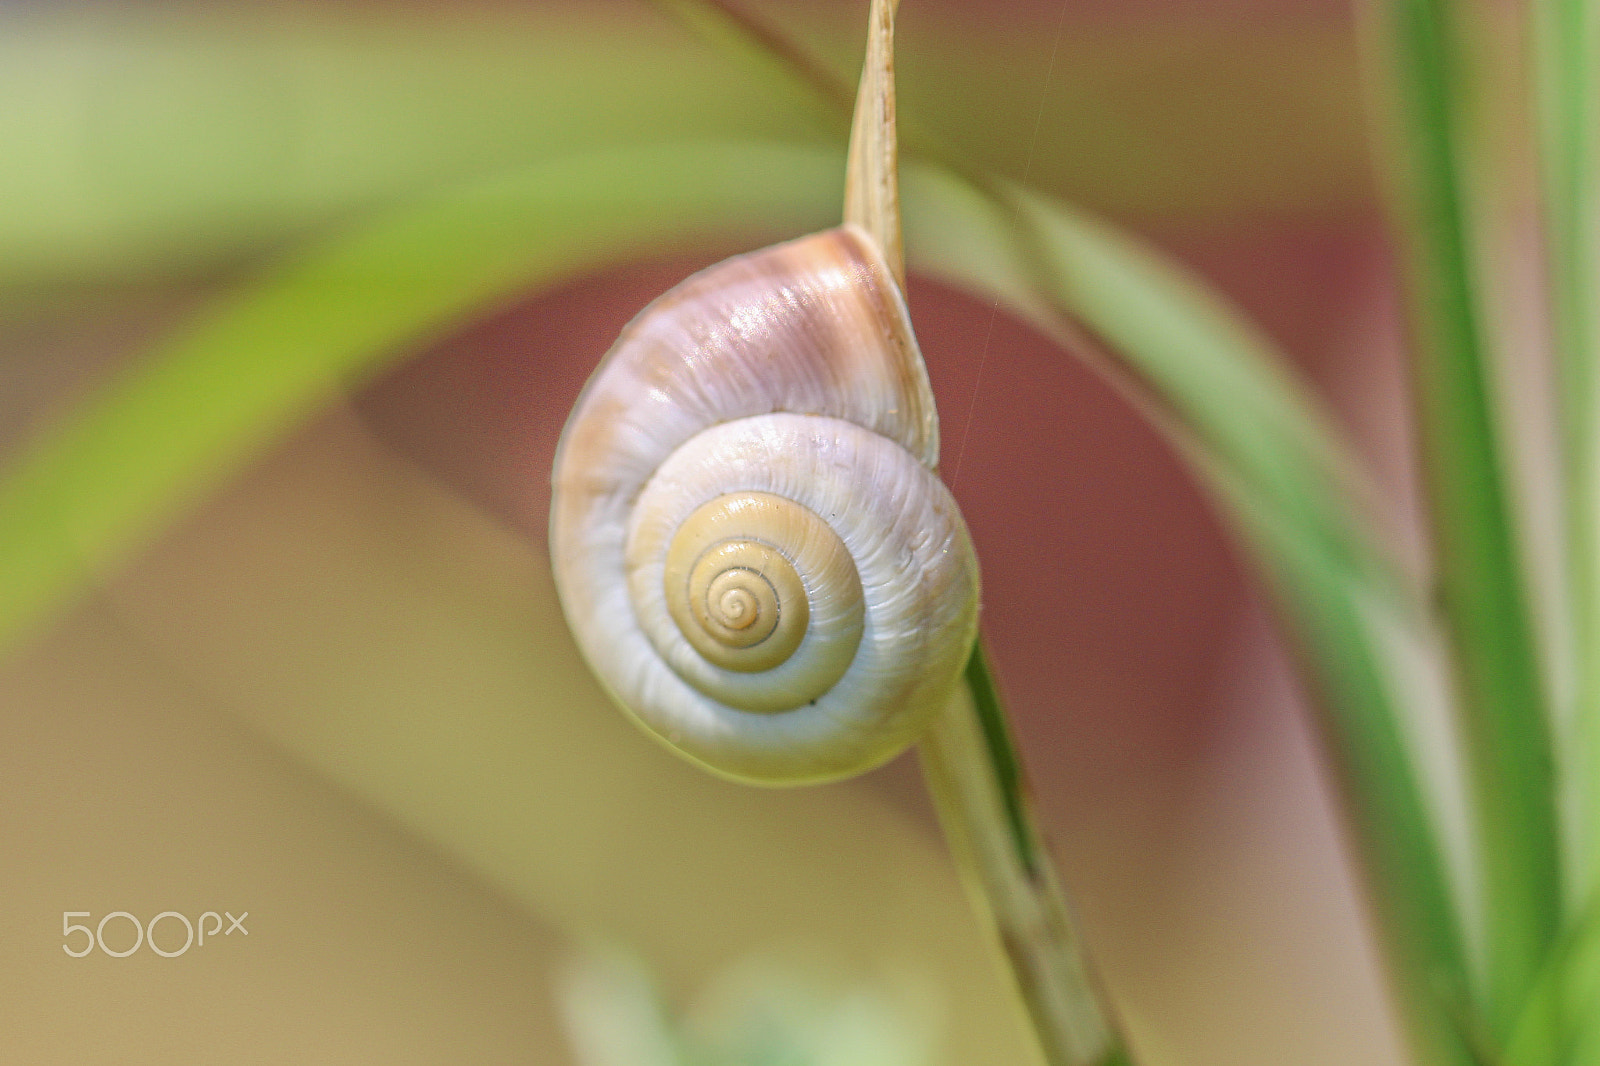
top-left (550, 225), bottom-right (980, 784)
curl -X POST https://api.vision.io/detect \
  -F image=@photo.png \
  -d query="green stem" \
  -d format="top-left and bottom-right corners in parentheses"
top-left (918, 645), bottom-right (1130, 1066)
top-left (970, 183), bottom-right (1481, 1064)
top-left (1534, 0), bottom-right (1600, 912)
top-left (1362, 0), bottom-right (1564, 1039)
top-left (834, 5), bottom-right (1126, 1056)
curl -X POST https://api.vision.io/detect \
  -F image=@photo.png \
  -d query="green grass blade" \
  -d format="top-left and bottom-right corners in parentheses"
top-left (0, 7), bottom-right (830, 286)
top-left (922, 647), bottom-right (1127, 1066)
top-left (1533, 0), bottom-right (1600, 916)
top-left (0, 143), bottom-right (839, 655)
top-left (0, 6), bottom-right (1374, 286)
top-left (1361, 0), bottom-right (1563, 1037)
top-left (1535, 2), bottom-right (1600, 1055)
top-left (1506, 890), bottom-right (1600, 1065)
top-left (901, 168), bottom-right (1478, 1066)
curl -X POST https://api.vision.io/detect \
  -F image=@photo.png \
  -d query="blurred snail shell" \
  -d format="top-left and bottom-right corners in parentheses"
top-left (549, 224), bottom-right (980, 785)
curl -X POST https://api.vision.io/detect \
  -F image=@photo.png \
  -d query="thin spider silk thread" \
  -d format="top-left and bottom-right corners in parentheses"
top-left (947, 0), bottom-right (1073, 489)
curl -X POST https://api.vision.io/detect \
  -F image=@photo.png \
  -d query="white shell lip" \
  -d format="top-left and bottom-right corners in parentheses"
top-left (549, 227), bottom-right (979, 785)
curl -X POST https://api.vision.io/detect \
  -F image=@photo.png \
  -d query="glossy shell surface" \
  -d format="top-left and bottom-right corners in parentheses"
top-left (550, 225), bottom-right (979, 784)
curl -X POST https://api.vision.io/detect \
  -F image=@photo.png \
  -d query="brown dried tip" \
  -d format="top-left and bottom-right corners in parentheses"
top-left (843, 0), bottom-right (904, 291)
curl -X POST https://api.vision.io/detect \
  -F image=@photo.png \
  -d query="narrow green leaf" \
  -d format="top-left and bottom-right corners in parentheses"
top-left (1361, 0), bottom-right (1563, 1037)
top-left (1506, 891), bottom-right (1600, 1066)
top-left (0, 8), bottom-right (830, 285)
top-left (0, 6), bottom-right (1373, 285)
top-left (901, 167), bottom-right (1479, 1066)
top-left (0, 143), bottom-right (839, 655)
top-left (1533, 0), bottom-right (1600, 915)
top-left (929, 646), bottom-right (1128, 1066)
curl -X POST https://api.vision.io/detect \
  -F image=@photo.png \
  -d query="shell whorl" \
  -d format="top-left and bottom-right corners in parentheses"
top-left (550, 225), bottom-right (979, 784)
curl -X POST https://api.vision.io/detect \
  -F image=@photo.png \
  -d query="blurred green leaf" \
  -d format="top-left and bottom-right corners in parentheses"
top-left (902, 167), bottom-right (1477, 1066)
top-left (0, 6), bottom-right (1370, 284)
top-left (1534, 0), bottom-right (1600, 911)
top-left (556, 946), bottom-right (937, 1066)
top-left (0, 142), bottom-right (840, 656)
top-left (1364, 0), bottom-right (1563, 1043)
top-left (0, 7), bottom-right (830, 284)
top-left (1506, 890), bottom-right (1600, 1066)
top-left (558, 948), bottom-right (686, 1066)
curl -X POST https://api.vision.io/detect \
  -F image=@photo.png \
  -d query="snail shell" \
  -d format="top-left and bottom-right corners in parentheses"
top-left (549, 224), bottom-right (980, 784)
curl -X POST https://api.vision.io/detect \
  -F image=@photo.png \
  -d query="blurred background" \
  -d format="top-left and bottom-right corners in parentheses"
top-left (0, 0), bottom-right (1431, 1062)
